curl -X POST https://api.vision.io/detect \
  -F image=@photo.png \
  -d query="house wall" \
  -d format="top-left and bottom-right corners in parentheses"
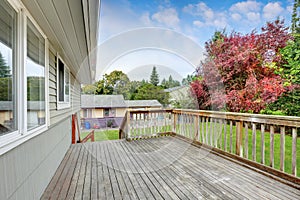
top-left (0, 42), bottom-right (81, 199)
top-left (94, 108), bottom-right (104, 118)
top-left (116, 108), bottom-right (126, 117)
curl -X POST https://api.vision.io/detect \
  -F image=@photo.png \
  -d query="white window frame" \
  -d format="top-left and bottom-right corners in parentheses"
top-left (56, 54), bottom-right (70, 110)
top-left (0, 0), bottom-right (49, 155)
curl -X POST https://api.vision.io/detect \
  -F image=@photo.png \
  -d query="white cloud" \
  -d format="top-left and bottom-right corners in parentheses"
top-left (193, 20), bottom-right (204, 27)
top-left (140, 12), bottom-right (152, 26)
top-left (183, 2), bottom-right (228, 29)
top-left (152, 7), bottom-right (180, 29)
top-left (247, 12), bottom-right (261, 21)
top-left (231, 13), bottom-right (242, 21)
top-left (229, 0), bottom-right (261, 13)
top-left (263, 2), bottom-right (284, 20)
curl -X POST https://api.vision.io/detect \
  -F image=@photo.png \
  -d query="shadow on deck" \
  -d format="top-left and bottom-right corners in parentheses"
top-left (42, 136), bottom-right (300, 199)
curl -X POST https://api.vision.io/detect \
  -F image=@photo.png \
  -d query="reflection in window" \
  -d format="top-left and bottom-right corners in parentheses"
top-left (57, 57), bottom-right (70, 105)
top-left (26, 19), bottom-right (45, 130)
top-left (0, 0), bottom-right (17, 136)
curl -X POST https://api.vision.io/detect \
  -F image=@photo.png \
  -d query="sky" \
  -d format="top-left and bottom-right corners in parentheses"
top-left (97, 0), bottom-right (294, 81)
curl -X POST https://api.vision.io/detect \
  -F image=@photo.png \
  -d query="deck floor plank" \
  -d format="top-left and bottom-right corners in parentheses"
top-left (42, 136), bottom-right (300, 200)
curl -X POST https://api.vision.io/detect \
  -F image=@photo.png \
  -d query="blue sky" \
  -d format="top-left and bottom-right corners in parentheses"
top-left (99, 0), bottom-right (293, 44)
top-left (97, 0), bottom-right (294, 81)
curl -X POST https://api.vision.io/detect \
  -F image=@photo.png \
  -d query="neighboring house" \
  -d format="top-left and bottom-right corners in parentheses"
top-left (125, 100), bottom-right (162, 110)
top-left (81, 94), bottom-right (127, 118)
top-left (164, 85), bottom-right (197, 109)
top-left (80, 95), bottom-right (163, 128)
top-left (0, 0), bottom-right (99, 199)
top-left (81, 95), bottom-right (127, 128)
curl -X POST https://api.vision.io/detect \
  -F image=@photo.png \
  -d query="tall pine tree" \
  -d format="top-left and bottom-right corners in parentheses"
top-left (0, 52), bottom-right (11, 78)
top-left (150, 66), bottom-right (159, 86)
top-left (292, 0), bottom-right (300, 34)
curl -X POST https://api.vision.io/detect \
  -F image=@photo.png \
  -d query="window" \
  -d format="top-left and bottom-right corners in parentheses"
top-left (57, 56), bottom-right (70, 109)
top-left (82, 109), bottom-right (92, 118)
top-left (104, 108), bottom-right (116, 117)
top-left (26, 19), bottom-right (46, 130)
top-left (0, 0), bottom-right (49, 152)
top-left (0, 0), bottom-right (17, 136)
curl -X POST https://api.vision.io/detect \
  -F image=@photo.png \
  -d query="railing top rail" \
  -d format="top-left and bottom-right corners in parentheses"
top-left (172, 109), bottom-right (300, 127)
top-left (127, 109), bottom-right (173, 114)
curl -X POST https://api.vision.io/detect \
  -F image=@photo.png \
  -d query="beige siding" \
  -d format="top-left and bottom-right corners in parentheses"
top-left (94, 109), bottom-right (103, 118)
top-left (0, 118), bottom-right (71, 200)
top-left (116, 108), bottom-right (126, 117)
top-left (48, 44), bottom-right (81, 126)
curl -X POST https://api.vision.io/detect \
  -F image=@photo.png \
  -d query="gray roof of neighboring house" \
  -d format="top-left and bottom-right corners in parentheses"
top-left (0, 101), bottom-right (45, 110)
top-left (164, 85), bottom-right (189, 93)
top-left (125, 100), bottom-right (162, 108)
top-left (81, 95), bottom-right (127, 108)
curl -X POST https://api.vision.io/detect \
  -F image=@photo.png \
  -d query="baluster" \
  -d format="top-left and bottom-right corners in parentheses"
top-left (244, 123), bottom-right (249, 159)
top-left (205, 117), bottom-right (209, 145)
top-left (230, 121), bottom-right (233, 153)
top-left (270, 125), bottom-right (274, 168)
top-left (201, 117), bottom-right (205, 143)
top-left (252, 123), bottom-right (256, 162)
top-left (210, 117), bottom-right (214, 146)
top-left (292, 128), bottom-right (297, 176)
top-left (214, 118), bottom-right (218, 147)
top-left (280, 126), bottom-right (285, 172)
top-left (261, 124), bottom-right (265, 164)
top-left (218, 119), bottom-right (223, 149)
top-left (224, 120), bottom-right (227, 151)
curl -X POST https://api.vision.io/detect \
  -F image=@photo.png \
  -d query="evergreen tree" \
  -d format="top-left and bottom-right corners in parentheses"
top-left (0, 52), bottom-right (11, 78)
top-left (292, 0), bottom-right (300, 34)
top-left (150, 66), bottom-right (159, 86)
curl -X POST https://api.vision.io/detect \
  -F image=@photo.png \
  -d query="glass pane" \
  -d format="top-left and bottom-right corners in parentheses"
top-left (58, 59), bottom-right (64, 102)
top-left (0, 0), bottom-right (17, 136)
top-left (26, 19), bottom-right (45, 130)
top-left (65, 68), bottom-right (69, 102)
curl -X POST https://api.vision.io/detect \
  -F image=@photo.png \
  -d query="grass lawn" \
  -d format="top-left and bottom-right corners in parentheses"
top-left (80, 129), bottom-right (119, 141)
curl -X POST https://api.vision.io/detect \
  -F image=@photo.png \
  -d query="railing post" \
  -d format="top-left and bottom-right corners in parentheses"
top-left (194, 114), bottom-right (199, 140)
top-left (236, 121), bottom-right (243, 156)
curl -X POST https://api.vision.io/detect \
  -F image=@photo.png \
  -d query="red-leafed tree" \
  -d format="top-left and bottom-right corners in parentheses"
top-left (191, 19), bottom-right (292, 113)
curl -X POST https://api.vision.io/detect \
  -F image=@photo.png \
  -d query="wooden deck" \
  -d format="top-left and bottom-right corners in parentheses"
top-left (42, 136), bottom-right (300, 199)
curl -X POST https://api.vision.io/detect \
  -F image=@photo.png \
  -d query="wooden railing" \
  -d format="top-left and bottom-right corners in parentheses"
top-left (119, 109), bottom-right (300, 183)
top-left (119, 109), bottom-right (173, 139)
top-left (72, 114), bottom-right (95, 143)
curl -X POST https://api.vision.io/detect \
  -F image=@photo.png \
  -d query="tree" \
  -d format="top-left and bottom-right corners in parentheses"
top-left (161, 75), bottom-right (181, 89)
top-left (264, 3), bottom-right (300, 116)
top-left (150, 66), bottom-right (159, 86)
top-left (182, 74), bottom-right (195, 85)
top-left (0, 52), bottom-right (11, 78)
top-left (95, 70), bottom-right (130, 95)
top-left (191, 20), bottom-right (291, 113)
top-left (134, 83), bottom-right (169, 106)
top-left (291, 0), bottom-right (300, 34)
top-left (82, 84), bottom-right (97, 94)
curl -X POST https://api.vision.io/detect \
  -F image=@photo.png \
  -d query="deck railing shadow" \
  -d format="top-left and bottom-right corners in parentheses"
top-left (119, 109), bottom-right (300, 186)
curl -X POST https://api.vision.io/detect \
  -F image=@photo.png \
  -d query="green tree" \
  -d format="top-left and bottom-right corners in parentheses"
top-left (150, 66), bottom-right (159, 86)
top-left (291, 0), bottom-right (300, 34)
top-left (82, 84), bottom-right (97, 94)
top-left (95, 70), bottom-right (130, 95)
top-left (0, 52), bottom-right (11, 78)
top-left (134, 83), bottom-right (169, 107)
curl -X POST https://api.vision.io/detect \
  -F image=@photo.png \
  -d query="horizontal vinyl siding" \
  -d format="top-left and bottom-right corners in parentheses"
top-left (0, 118), bottom-right (71, 200)
top-left (48, 44), bottom-right (81, 126)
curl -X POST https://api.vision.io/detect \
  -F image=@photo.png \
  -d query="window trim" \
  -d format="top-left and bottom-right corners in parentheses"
top-left (0, 0), bottom-right (49, 155)
top-left (56, 54), bottom-right (70, 110)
